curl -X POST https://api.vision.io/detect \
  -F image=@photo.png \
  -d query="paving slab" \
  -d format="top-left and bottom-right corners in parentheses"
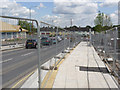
top-left (53, 41), bottom-right (119, 89)
top-left (21, 53), bottom-right (63, 88)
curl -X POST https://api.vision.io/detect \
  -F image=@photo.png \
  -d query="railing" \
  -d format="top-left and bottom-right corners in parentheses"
top-left (91, 27), bottom-right (120, 87)
top-left (0, 15), bottom-right (81, 89)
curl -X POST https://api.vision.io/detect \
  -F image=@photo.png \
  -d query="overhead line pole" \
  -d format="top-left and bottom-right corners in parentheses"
top-left (29, 8), bottom-right (32, 38)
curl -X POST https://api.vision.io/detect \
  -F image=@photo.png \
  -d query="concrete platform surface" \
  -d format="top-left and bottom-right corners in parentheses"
top-left (53, 42), bottom-right (119, 89)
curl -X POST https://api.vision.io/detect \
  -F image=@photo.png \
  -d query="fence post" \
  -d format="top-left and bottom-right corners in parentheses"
top-left (37, 22), bottom-right (41, 89)
top-left (113, 27), bottom-right (117, 72)
top-left (64, 31), bottom-right (65, 51)
top-left (89, 28), bottom-right (92, 46)
top-left (55, 26), bottom-right (58, 69)
top-left (73, 31), bottom-right (75, 48)
top-left (69, 32), bottom-right (70, 50)
top-left (104, 31), bottom-right (107, 61)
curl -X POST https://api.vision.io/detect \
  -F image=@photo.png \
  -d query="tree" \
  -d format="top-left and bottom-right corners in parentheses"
top-left (86, 25), bottom-right (91, 29)
top-left (94, 11), bottom-right (104, 26)
top-left (93, 25), bottom-right (103, 32)
top-left (104, 15), bottom-right (112, 26)
top-left (94, 11), bottom-right (113, 32)
top-left (18, 20), bottom-right (37, 34)
top-left (94, 11), bottom-right (112, 27)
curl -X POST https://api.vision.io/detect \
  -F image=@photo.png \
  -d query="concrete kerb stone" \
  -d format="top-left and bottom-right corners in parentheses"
top-left (21, 51), bottom-right (69, 88)
top-left (42, 45), bottom-right (77, 88)
top-left (1, 44), bottom-right (24, 51)
top-left (41, 53), bottom-right (64, 70)
top-left (21, 42), bottom-right (80, 88)
top-left (41, 53), bottom-right (69, 88)
top-left (54, 53), bottom-right (63, 59)
top-left (1, 47), bottom-right (24, 51)
top-left (21, 56), bottom-right (57, 88)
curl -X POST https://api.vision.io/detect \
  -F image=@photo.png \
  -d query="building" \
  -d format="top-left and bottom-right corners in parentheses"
top-left (0, 21), bottom-right (28, 41)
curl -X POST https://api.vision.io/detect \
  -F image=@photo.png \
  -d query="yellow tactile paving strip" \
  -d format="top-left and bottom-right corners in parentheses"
top-left (41, 46), bottom-right (77, 88)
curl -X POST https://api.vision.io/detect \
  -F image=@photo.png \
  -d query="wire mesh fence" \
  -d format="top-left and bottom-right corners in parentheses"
top-left (40, 21), bottom-right (81, 69)
top-left (0, 16), bottom-right (41, 88)
top-left (91, 27), bottom-right (120, 86)
top-left (1, 18), bottom-right (31, 47)
top-left (0, 16), bottom-right (82, 88)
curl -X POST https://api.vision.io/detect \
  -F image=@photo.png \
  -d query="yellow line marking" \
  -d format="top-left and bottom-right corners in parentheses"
top-left (41, 70), bottom-right (52, 88)
top-left (41, 47), bottom-right (76, 88)
top-left (41, 60), bottom-right (60, 88)
top-left (11, 70), bottom-right (36, 89)
top-left (11, 44), bottom-right (78, 89)
top-left (45, 70), bottom-right (58, 88)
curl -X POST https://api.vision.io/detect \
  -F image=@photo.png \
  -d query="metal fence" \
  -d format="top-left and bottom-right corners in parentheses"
top-left (0, 16), bottom-right (81, 88)
top-left (1, 18), bottom-right (31, 47)
top-left (0, 16), bottom-right (41, 88)
top-left (91, 27), bottom-right (120, 86)
top-left (40, 21), bottom-right (81, 68)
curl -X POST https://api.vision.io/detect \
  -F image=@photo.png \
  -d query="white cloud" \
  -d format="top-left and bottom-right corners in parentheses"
top-left (50, 1), bottom-right (98, 27)
top-left (1, 0), bottom-right (118, 27)
top-left (99, 0), bottom-right (119, 7)
top-left (54, 0), bottom-right (120, 3)
top-left (102, 0), bottom-right (119, 2)
top-left (50, 0), bottom-right (119, 27)
top-left (110, 10), bottom-right (118, 25)
top-left (39, 3), bottom-right (46, 8)
top-left (99, 2), bottom-right (118, 7)
top-left (36, 3), bottom-right (46, 9)
top-left (0, 0), bottom-right (36, 18)
top-left (41, 15), bottom-right (61, 25)
top-left (98, 0), bottom-right (119, 25)
top-left (53, 1), bottom-right (98, 14)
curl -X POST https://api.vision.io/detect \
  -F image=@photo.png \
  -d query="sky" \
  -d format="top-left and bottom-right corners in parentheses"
top-left (0, 0), bottom-right (119, 27)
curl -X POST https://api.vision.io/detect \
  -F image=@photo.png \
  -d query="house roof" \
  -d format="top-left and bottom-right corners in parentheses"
top-left (0, 21), bottom-right (28, 32)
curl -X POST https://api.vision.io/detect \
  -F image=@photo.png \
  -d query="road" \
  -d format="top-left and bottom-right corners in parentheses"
top-left (2, 38), bottom-right (80, 88)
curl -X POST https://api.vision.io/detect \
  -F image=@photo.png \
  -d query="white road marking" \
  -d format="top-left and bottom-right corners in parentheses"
top-left (42, 48), bottom-right (48, 50)
top-left (0, 58), bottom-right (13, 63)
top-left (2, 48), bottom-right (24, 53)
top-left (21, 52), bottom-right (34, 56)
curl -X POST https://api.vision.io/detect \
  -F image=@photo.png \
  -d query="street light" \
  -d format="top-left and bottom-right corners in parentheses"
top-left (29, 6), bottom-right (40, 37)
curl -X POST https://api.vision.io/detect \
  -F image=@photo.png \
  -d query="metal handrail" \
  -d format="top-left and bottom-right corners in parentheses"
top-left (0, 15), bottom-right (41, 89)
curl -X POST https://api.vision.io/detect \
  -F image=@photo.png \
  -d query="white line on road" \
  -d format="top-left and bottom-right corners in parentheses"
top-left (2, 48), bottom-right (24, 53)
top-left (42, 48), bottom-right (48, 50)
top-left (21, 52), bottom-right (34, 56)
top-left (0, 58), bottom-right (13, 63)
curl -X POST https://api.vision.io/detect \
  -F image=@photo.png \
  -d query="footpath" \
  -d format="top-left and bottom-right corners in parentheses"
top-left (1, 44), bottom-right (24, 51)
top-left (21, 41), bottom-right (119, 89)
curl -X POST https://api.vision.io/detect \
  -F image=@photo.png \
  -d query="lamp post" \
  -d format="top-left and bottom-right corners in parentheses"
top-left (29, 6), bottom-right (40, 38)
top-left (29, 8), bottom-right (32, 37)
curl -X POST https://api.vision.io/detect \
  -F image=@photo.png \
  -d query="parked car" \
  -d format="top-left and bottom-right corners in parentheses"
top-left (51, 37), bottom-right (57, 44)
top-left (60, 36), bottom-right (64, 40)
top-left (57, 36), bottom-right (62, 42)
top-left (25, 39), bottom-right (37, 49)
top-left (70, 36), bottom-right (75, 42)
top-left (41, 37), bottom-right (52, 45)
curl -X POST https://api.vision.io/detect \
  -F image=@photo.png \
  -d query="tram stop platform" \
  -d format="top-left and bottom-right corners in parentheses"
top-left (21, 42), bottom-right (119, 89)
top-left (52, 42), bottom-right (119, 89)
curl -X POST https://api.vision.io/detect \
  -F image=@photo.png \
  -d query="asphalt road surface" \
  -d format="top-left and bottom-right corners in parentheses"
top-left (2, 38), bottom-right (80, 88)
